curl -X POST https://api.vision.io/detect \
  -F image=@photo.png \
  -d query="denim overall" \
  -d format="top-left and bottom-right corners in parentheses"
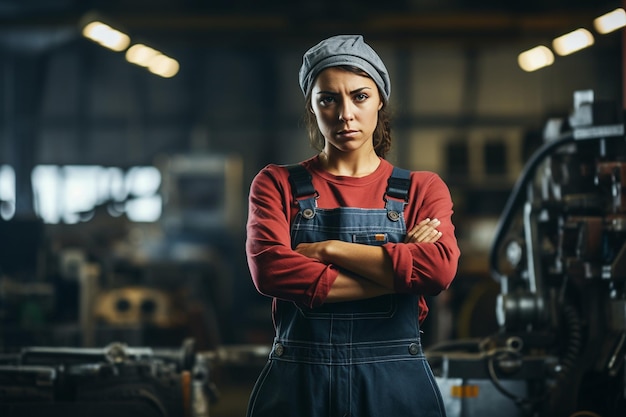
top-left (246, 165), bottom-right (446, 417)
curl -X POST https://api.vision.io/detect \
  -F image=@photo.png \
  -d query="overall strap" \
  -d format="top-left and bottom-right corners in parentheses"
top-left (386, 167), bottom-right (412, 201)
top-left (286, 164), bottom-right (316, 198)
top-left (285, 164), bottom-right (317, 214)
top-left (385, 167), bottom-right (412, 218)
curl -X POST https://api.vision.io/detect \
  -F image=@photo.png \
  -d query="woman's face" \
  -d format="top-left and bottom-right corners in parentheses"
top-left (310, 67), bottom-right (383, 155)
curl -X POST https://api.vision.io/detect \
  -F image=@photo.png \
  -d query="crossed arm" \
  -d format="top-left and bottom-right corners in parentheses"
top-left (295, 218), bottom-right (442, 302)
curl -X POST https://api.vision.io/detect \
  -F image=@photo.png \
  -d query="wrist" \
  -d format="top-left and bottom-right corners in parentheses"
top-left (321, 240), bottom-right (340, 264)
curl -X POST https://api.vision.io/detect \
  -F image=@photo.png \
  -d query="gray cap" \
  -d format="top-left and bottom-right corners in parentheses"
top-left (298, 34), bottom-right (391, 102)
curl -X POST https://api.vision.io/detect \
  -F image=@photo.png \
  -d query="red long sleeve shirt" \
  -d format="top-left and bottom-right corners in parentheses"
top-left (246, 156), bottom-right (460, 324)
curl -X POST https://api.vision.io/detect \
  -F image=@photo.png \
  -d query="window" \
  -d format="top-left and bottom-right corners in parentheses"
top-left (0, 165), bottom-right (16, 220)
top-left (31, 165), bottom-right (162, 224)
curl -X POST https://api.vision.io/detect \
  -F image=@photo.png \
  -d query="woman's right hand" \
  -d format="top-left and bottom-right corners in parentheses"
top-left (404, 218), bottom-right (442, 243)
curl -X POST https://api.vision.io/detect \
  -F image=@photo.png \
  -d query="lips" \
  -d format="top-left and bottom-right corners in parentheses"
top-left (337, 129), bottom-right (358, 137)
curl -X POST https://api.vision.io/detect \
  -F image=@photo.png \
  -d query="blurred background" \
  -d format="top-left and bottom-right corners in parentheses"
top-left (0, 0), bottom-right (624, 416)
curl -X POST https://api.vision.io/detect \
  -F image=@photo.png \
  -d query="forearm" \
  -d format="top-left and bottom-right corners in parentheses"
top-left (322, 241), bottom-right (396, 289)
top-left (325, 270), bottom-right (393, 302)
top-left (295, 219), bottom-right (443, 291)
top-left (388, 239), bottom-right (459, 294)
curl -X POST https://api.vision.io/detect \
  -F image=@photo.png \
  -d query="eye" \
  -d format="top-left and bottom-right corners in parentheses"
top-left (319, 96), bottom-right (335, 106)
top-left (354, 93), bottom-right (369, 102)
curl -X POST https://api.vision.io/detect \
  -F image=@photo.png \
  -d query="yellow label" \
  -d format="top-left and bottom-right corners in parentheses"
top-left (450, 385), bottom-right (480, 398)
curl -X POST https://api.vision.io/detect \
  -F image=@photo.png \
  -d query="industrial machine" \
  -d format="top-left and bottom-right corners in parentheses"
top-left (0, 339), bottom-right (206, 417)
top-left (0, 338), bottom-right (270, 417)
top-left (430, 90), bottom-right (626, 417)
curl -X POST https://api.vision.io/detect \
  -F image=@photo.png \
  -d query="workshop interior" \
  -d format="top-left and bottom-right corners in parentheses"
top-left (0, 1), bottom-right (625, 416)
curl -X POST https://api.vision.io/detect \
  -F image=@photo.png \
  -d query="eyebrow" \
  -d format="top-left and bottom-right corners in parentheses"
top-left (316, 87), bottom-right (372, 95)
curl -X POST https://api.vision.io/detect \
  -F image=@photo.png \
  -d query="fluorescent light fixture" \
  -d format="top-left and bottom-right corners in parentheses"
top-left (82, 21), bottom-right (130, 52)
top-left (126, 43), bottom-right (180, 78)
top-left (518, 45), bottom-right (554, 72)
top-left (81, 13), bottom-right (180, 78)
top-left (594, 8), bottom-right (626, 34)
top-left (125, 44), bottom-right (160, 67)
top-left (148, 55), bottom-right (180, 78)
top-left (552, 28), bottom-right (595, 56)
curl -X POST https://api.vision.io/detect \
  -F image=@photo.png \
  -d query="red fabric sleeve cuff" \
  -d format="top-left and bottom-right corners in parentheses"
top-left (306, 264), bottom-right (340, 308)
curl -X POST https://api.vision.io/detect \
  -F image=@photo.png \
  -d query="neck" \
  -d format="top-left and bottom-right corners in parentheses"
top-left (319, 149), bottom-right (381, 177)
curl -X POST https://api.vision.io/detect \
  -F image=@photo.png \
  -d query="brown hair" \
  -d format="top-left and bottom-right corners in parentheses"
top-left (303, 66), bottom-right (392, 159)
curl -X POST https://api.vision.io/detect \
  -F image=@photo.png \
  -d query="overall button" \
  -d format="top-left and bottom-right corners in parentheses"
top-left (387, 210), bottom-right (400, 221)
top-left (302, 208), bottom-right (315, 219)
top-left (274, 343), bottom-right (284, 357)
top-left (408, 343), bottom-right (420, 355)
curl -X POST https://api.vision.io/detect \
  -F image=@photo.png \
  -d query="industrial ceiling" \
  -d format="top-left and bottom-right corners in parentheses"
top-left (0, 0), bottom-right (621, 50)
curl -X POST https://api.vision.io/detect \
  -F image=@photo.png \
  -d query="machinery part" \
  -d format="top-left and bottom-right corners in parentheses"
top-left (489, 129), bottom-right (577, 285)
top-left (429, 340), bottom-right (551, 417)
top-left (19, 344), bottom-right (154, 366)
top-left (0, 339), bottom-right (210, 417)
top-left (496, 291), bottom-right (544, 330)
top-left (432, 90), bottom-right (626, 417)
top-left (93, 286), bottom-right (185, 327)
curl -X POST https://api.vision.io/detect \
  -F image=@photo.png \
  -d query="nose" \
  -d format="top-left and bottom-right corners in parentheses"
top-left (338, 100), bottom-right (354, 121)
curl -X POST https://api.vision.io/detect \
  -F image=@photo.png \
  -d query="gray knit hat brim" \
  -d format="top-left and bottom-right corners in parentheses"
top-left (299, 35), bottom-right (391, 102)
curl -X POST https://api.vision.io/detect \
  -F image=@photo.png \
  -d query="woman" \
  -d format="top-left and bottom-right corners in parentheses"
top-left (245, 34), bottom-right (460, 417)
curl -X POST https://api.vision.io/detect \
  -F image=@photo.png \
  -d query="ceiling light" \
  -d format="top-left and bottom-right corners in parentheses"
top-left (82, 21), bottom-right (130, 52)
top-left (80, 13), bottom-right (180, 78)
top-left (125, 44), bottom-right (160, 67)
top-left (552, 28), bottom-right (595, 56)
top-left (126, 44), bottom-right (180, 78)
top-left (594, 8), bottom-right (626, 34)
top-left (148, 55), bottom-right (180, 78)
top-left (518, 46), bottom-right (554, 72)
